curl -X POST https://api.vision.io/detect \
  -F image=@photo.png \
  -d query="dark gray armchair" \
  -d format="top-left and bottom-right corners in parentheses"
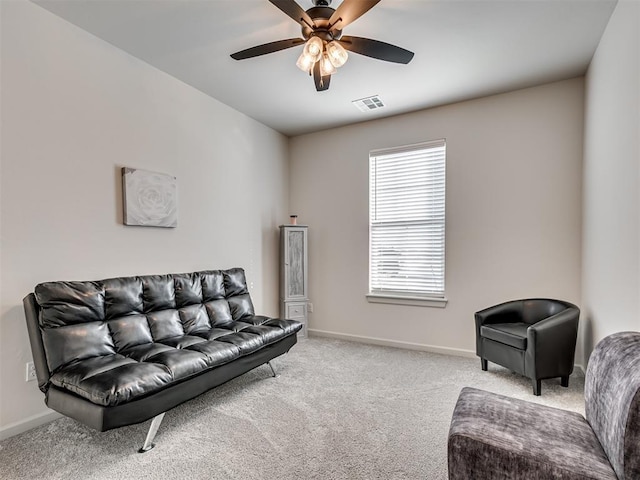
top-left (475, 298), bottom-right (579, 395)
top-left (449, 331), bottom-right (640, 479)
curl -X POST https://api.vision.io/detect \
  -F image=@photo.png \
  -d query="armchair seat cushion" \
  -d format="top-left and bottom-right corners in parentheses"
top-left (480, 322), bottom-right (528, 350)
top-left (448, 387), bottom-right (618, 480)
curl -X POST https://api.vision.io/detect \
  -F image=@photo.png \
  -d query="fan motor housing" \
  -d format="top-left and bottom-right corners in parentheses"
top-left (302, 6), bottom-right (342, 40)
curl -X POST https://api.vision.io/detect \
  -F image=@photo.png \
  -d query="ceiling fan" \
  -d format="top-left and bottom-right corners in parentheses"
top-left (230, 0), bottom-right (414, 92)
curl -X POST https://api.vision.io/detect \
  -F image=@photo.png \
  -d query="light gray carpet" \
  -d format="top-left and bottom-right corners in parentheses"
top-left (0, 337), bottom-right (585, 480)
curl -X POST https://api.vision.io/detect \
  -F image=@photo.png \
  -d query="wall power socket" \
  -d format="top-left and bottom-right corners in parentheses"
top-left (26, 362), bottom-right (37, 382)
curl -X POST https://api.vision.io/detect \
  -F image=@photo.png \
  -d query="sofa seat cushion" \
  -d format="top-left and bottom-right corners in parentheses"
top-left (157, 335), bottom-right (206, 349)
top-left (120, 337), bottom-right (241, 370)
top-left (138, 349), bottom-right (209, 380)
top-left (262, 318), bottom-right (304, 336)
top-left (194, 319), bottom-right (295, 351)
top-left (119, 343), bottom-right (174, 361)
top-left (215, 331), bottom-right (264, 355)
top-left (242, 325), bottom-right (288, 346)
top-left (480, 322), bottom-right (528, 350)
top-left (50, 355), bottom-right (174, 407)
top-left (50, 340), bottom-right (241, 406)
top-left (185, 339), bottom-right (241, 366)
top-left (448, 387), bottom-right (617, 480)
top-left (46, 314), bottom-right (303, 408)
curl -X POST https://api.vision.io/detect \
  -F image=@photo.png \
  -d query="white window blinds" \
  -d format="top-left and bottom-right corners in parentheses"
top-left (369, 139), bottom-right (446, 298)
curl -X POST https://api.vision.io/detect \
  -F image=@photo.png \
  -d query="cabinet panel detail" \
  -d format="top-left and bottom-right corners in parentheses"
top-left (288, 231), bottom-right (304, 297)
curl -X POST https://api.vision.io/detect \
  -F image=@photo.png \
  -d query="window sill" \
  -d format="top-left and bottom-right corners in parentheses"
top-left (366, 293), bottom-right (448, 308)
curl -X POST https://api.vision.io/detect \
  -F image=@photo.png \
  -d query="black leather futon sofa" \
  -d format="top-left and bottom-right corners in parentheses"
top-left (23, 268), bottom-right (303, 451)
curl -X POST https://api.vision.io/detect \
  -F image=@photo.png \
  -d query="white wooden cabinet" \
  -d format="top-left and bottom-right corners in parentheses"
top-left (279, 225), bottom-right (308, 337)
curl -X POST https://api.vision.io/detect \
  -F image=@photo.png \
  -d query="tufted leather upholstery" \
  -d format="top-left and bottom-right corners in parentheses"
top-left (24, 268), bottom-right (302, 431)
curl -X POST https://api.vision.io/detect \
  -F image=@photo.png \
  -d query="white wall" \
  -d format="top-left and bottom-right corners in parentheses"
top-left (290, 78), bottom-right (584, 359)
top-left (582, 0), bottom-right (640, 362)
top-left (0, 0), bottom-right (289, 433)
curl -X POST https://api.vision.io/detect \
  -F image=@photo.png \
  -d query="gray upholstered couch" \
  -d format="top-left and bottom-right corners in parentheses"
top-left (448, 331), bottom-right (640, 479)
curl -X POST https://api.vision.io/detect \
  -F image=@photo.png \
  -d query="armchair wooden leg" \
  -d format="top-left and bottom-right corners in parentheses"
top-left (533, 379), bottom-right (541, 396)
top-left (481, 358), bottom-right (488, 371)
top-left (561, 376), bottom-right (569, 388)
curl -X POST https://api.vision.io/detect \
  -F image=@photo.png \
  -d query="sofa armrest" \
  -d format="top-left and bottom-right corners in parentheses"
top-left (23, 293), bottom-right (51, 393)
top-left (525, 308), bottom-right (579, 380)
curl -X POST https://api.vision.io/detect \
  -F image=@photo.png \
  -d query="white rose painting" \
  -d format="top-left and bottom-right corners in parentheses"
top-left (122, 167), bottom-right (177, 227)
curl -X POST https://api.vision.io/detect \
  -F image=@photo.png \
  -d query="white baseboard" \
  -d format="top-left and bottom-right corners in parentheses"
top-left (0, 410), bottom-right (61, 441)
top-left (307, 329), bottom-right (586, 375)
top-left (307, 328), bottom-right (477, 359)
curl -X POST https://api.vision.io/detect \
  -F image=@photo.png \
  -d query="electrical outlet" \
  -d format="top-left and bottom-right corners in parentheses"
top-left (307, 302), bottom-right (314, 313)
top-left (26, 362), bottom-right (37, 382)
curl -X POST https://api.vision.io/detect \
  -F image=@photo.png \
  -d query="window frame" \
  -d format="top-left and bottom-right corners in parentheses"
top-left (367, 139), bottom-right (447, 308)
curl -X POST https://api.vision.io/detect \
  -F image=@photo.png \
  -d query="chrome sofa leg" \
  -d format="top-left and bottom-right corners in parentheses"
top-left (138, 412), bottom-right (166, 453)
top-left (267, 361), bottom-right (279, 378)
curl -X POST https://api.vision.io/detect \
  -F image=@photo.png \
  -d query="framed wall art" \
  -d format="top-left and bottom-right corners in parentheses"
top-left (122, 167), bottom-right (177, 228)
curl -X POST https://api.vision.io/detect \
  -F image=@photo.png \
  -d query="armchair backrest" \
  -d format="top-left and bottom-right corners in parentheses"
top-left (521, 299), bottom-right (572, 325)
top-left (585, 332), bottom-right (640, 480)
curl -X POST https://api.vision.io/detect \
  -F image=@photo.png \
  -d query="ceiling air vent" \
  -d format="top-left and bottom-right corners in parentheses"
top-left (352, 95), bottom-right (385, 112)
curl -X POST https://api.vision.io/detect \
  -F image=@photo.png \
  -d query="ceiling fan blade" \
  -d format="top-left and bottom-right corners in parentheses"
top-left (338, 36), bottom-right (414, 64)
top-left (328, 0), bottom-right (381, 31)
top-left (230, 38), bottom-right (305, 60)
top-left (269, 0), bottom-right (315, 28)
top-left (313, 61), bottom-right (331, 91)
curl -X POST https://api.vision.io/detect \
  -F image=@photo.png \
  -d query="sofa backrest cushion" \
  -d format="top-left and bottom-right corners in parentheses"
top-left (142, 275), bottom-right (176, 312)
top-left (585, 331), bottom-right (640, 480)
top-left (202, 271), bottom-right (225, 301)
top-left (36, 281), bottom-right (105, 328)
top-left (34, 268), bottom-right (255, 373)
top-left (103, 277), bottom-right (144, 319)
top-left (42, 322), bottom-right (116, 373)
top-left (108, 314), bottom-right (154, 350)
top-left (224, 268), bottom-right (250, 296)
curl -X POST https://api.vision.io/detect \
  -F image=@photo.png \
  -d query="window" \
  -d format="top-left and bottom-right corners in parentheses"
top-left (368, 139), bottom-right (446, 306)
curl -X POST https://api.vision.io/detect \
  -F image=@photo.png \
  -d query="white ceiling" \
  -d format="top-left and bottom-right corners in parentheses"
top-left (33, 0), bottom-right (617, 137)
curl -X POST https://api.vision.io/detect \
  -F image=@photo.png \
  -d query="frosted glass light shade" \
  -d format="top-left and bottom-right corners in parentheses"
top-left (320, 53), bottom-right (337, 76)
top-left (326, 41), bottom-right (348, 68)
top-left (303, 36), bottom-right (323, 62)
top-left (296, 52), bottom-right (315, 73)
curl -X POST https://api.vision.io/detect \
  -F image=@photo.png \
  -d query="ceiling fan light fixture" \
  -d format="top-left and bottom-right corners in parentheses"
top-left (303, 36), bottom-right (324, 62)
top-left (296, 51), bottom-right (315, 73)
top-left (320, 53), bottom-right (337, 76)
top-left (229, 0), bottom-right (415, 92)
top-left (326, 41), bottom-right (348, 68)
